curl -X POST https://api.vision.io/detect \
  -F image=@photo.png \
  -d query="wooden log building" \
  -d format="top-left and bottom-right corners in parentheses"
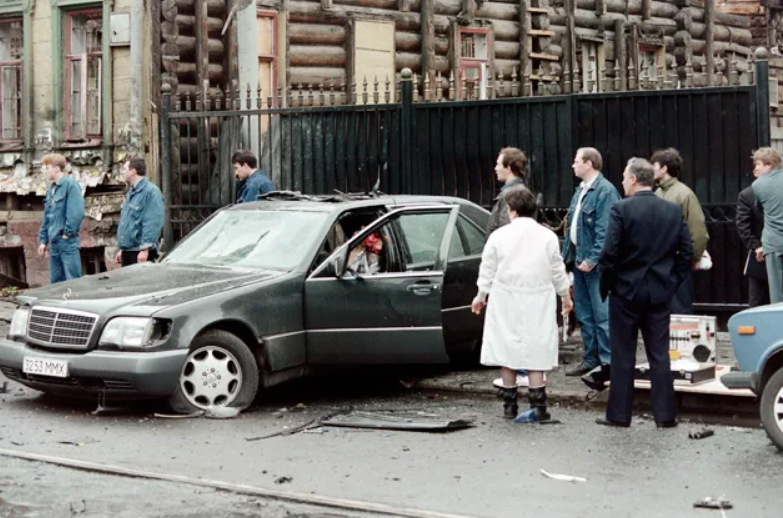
top-left (160, 0), bottom-right (760, 104)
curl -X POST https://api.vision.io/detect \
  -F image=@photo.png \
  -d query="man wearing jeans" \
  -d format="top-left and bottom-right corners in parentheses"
top-left (562, 148), bottom-right (621, 376)
top-left (751, 147), bottom-right (783, 303)
top-left (38, 154), bottom-right (85, 284)
top-left (115, 157), bottom-right (165, 266)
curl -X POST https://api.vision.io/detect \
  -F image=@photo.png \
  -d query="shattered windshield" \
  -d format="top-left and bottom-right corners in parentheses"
top-left (163, 209), bottom-right (329, 270)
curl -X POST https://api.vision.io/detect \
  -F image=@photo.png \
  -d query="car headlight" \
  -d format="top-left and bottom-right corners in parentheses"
top-left (8, 307), bottom-right (30, 339)
top-left (99, 317), bottom-right (153, 348)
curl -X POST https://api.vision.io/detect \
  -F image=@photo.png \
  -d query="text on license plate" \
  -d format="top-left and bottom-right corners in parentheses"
top-left (22, 357), bottom-right (69, 378)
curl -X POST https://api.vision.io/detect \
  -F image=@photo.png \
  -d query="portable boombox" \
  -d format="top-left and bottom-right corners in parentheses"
top-left (634, 315), bottom-right (718, 385)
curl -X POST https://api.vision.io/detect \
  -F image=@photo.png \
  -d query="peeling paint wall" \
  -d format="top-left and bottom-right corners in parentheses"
top-left (0, 0), bottom-right (155, 287)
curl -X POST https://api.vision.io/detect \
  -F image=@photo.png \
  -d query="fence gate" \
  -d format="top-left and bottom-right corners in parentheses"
top-left (160, 58), bottom-right (772, 314)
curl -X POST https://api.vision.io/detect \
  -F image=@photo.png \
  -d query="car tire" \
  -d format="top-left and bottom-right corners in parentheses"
top-left (760, 367), bottom-right (783, 452)
top-left (168, 330), bottom-right (260, 414)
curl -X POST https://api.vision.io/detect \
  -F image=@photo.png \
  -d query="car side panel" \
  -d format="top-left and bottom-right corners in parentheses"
top-left (154, 273), bottom-right (307, 372)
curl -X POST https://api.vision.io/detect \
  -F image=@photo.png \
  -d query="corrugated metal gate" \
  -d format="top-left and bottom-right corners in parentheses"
top-left (160, 60), bottom-right (772, 313)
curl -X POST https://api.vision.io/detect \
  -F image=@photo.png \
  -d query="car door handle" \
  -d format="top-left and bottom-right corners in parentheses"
top-left (407, 281), bottom-right (439, 295)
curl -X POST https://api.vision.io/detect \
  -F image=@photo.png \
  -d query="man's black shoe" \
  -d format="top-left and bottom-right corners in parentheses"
top-left (656, 420), bottom-right (678, 429)
top-left (581, 363), bottom-right (611, 391)
top-left (565, 363), bottom-right (594, 377)
top-left (595, 417), bottom-right (631, 428)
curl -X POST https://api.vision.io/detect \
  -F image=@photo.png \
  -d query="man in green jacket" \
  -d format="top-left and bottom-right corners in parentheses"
top-left (651, 148), bottom-right (708, 314)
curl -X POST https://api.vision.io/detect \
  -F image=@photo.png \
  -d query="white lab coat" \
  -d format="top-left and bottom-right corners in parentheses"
top-left (478, 217), bottom-right (570, 370)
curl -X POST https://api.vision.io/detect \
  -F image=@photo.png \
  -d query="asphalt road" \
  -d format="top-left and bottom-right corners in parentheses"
top-left (0, 368), bottom-right (781, 518)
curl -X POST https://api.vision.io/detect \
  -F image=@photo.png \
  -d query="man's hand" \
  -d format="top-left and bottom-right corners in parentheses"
top-left (577, 261), bottom-right (594, 272)
top-left (691, 260), bottom-right (700, 272)
top-left (138, 249), bottom-right (149, 263)
top-left (37, 244), bottom-right (47, 257)
top-left (115, 250), bottom-right (122, 264)
top-left (561, 295), bottom-right (574, 315)
top-left (756, 247), bottom-right (765, 262)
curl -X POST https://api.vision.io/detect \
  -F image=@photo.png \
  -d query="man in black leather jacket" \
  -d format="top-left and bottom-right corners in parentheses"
top-left (737, 177), bottom-right (770, 307)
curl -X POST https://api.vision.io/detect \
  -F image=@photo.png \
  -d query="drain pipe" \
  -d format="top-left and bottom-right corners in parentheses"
top-left (129, 0), bottom-right (144, 156)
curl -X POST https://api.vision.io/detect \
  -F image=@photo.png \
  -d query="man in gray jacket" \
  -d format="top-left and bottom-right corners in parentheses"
top-left (487, 147), bottom-right (528, 235)
top-left (752, 147), bottom-right (783, 303)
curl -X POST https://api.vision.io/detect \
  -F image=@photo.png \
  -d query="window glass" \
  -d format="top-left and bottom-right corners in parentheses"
top-left (449, 226), bottom-right (465, 260)
top-left (164, 210), bottom-right (329, 271)
top-left (460, 217), bottom-right (486, 255)
top-left (397, 212), bottom-right (450, 267)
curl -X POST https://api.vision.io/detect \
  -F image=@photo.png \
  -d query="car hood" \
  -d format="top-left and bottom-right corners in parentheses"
top-left (20, 263), bottom-right (284, 314)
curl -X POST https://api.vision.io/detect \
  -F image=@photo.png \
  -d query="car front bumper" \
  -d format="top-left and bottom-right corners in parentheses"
top-left (0, 339), bottom-right (188, 399)
top-left (720, 370), bottom-right (760, 394)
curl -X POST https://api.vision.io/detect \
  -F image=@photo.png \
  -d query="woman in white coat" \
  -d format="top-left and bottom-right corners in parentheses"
top-left (472, 186), bottom-right (573, 421)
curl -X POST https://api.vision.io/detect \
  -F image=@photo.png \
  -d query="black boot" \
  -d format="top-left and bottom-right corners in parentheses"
top-left (499, 387), bottom-right (518, 419)
top-left (528, 386), bottom-right (552, 422)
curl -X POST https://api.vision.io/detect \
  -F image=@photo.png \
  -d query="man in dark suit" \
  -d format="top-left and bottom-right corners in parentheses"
top-left (736, 180), bottom-right (770, 307)
top-left (596, 158), bottom-right (693, 428)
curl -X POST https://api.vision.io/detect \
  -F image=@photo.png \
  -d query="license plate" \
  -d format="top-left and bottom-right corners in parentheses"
top-left (23, 357), bottom-right (69, 378)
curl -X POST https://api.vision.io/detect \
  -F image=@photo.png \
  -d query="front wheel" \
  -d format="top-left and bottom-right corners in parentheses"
top-left (760, 367), bottom-right (783, 452)
top-left (168, 330), bottom-right (259, 413)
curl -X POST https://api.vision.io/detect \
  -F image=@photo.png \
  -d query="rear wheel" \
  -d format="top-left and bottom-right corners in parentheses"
top-left (168, 330), bottom-right (259, 413)
top-left (760, 367), bottom-right (783, 452)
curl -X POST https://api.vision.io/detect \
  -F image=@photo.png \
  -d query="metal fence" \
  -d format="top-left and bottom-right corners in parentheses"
top-left (160, 55), bottom-right (772, 313)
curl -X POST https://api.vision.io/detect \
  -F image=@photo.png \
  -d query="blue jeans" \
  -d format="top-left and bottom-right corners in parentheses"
top-left (49, 239), bottom-right (81, 284)
top-left (573, 269), bottom-right (611, 367)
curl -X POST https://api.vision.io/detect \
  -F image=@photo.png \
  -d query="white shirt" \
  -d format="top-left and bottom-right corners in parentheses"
top-left (570, 175), bottom-right (598, 245)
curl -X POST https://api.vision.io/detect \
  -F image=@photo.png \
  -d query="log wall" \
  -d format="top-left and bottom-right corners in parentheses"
top-left (169, 0), bottom-right (760, 98)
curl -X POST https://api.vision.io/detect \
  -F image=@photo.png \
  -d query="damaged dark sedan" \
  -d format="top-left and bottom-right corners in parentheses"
top-left (0, 194), bottom-right (488, 412)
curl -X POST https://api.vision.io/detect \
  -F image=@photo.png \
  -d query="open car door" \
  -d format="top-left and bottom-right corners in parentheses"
top-left (304, 205), bottom-right (460, 365)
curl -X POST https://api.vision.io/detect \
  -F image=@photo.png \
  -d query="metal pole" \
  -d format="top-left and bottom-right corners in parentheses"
top-left (160, 83), bottom-right (174, 252)
top-left (755, 47), bottom-right (771, 147)
top-left (129, 0), bottom-right (144, 155)
top-left (400, 68), bottom-right (414, 194)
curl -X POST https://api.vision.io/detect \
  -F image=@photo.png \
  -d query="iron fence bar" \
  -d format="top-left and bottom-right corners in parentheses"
top-left (754, 47), bottom-right (770, 147)
top-left (160, 83), bottom-right (173, 252)
top-left (400, 68), bottom-right (414, 193)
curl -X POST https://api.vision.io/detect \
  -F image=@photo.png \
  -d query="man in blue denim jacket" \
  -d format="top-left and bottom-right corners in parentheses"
top-left (562, 148), bottom-right (621, 376)
top-left (232, 150), bottom-right (275, 203)
top-left (114, 157), bottom-right (164, 267)
top-left (38, 154), bottom-right (85, 284)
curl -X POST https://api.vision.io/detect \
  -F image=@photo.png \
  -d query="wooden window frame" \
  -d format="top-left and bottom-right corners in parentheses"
top-left (577, 39), bottom-right (604, 93)
top-left (64, 7), bottom-right (103, 143)
top-left (457, 27), bottom-right (492, 100)
top-left (638, 43), bottom-right (665, 80)
top-left (257, 11), bottom-right (278, 107)
top-left (0, 17), bottom-right (23, 146)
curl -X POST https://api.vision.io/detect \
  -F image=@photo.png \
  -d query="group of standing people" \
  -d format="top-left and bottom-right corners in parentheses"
top-left (38, 154), bottom-right (164, 284)
top-left (39, 149), bottom-right (275, 285)
top-left (473, 146), bottom-right (706, 427)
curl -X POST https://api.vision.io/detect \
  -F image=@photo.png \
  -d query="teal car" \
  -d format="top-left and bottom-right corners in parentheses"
top-left (723, 305), bottom-right (783, 451)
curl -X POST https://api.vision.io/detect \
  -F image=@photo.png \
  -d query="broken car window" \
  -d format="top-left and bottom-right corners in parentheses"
top-left (164, 210), bottom-right (329, 270)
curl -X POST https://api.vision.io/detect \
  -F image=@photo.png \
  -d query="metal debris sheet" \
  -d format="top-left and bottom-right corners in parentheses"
top-left (320, 412), bottom-right (474, 432)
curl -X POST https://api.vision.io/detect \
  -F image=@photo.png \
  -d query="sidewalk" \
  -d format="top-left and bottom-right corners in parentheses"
top-left (407, 331), bottom-right (757, 417)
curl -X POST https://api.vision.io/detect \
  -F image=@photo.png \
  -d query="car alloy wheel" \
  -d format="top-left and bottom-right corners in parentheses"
top-left (180, 345), bottom-right (243, 409)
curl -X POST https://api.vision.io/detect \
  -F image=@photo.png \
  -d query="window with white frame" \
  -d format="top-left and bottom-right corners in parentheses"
top-left (65, 9), bottom-right (102, 142)
top-left (457, 27), bottom-right (491, 100)
top-left (0, 18), bottom-right (22, 145)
